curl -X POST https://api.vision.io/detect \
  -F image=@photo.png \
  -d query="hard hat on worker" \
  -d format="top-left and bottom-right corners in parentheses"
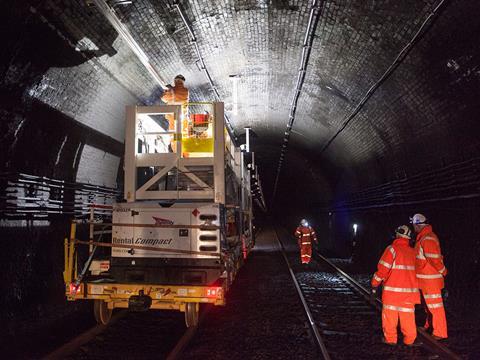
top-left (174, 74), bottom-right (186, 82)
top-left (300, 219), bottom-right (308, 227)
top-left (410, 213), bottom-right (427, 225)
top-left (395, 225), bottom-right (412, 239)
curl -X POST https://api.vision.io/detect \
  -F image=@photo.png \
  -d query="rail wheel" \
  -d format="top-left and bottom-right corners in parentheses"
top-left (185, 302), bottom-right (199, 328)
top-left (94, 300), bottom-right (112, 325)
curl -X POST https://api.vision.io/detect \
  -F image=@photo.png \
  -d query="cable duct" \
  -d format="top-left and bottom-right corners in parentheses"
top-left (318, 0), bottom-right (448, 156)
top-left (173, 2), bottom-right (237, 140)
top-left (329, 156), bottom-right (480, 211)
top-left (0, 172), bottom-right (118, 219)
top-left (271, 0), bottom-right (324, 202)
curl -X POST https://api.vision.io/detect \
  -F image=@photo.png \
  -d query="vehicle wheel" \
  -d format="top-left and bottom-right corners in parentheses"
top-left (185, 302), bottom-right (199, 328)
top-left (94, 300), bottom-right (112, 325)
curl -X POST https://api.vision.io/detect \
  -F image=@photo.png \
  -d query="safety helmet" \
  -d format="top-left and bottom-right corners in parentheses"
top-left (395, 225), bottom-right (412, 239)
top-left (174, 74), bottom-right (185, 82)
top-left (300, 219), bottom-right (308, 227)
top-left (410, 213), bottom-right (427, 225)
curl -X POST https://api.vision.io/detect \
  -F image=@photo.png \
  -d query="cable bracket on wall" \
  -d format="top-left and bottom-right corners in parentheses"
top-left (317, 0), bottom-right (448, 156)
top-left (271, 0), bottom-right (324, 202)
top-left (173, 2), bottom-right (237, 140)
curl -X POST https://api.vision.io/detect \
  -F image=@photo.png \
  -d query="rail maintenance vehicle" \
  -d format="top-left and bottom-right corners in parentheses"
top-left (63, 102), bottom-right (254, 327)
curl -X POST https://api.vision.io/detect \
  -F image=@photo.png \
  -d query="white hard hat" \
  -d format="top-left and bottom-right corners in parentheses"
top-left (410, 213), bottom-right (427, 225)
top-left (395, 225), bottom-right (412, 239)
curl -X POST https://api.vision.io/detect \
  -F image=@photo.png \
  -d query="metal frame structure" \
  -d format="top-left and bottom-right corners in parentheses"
top-left (64, 102), bottom-right (254, 327)
top-left (124, 103), bottom-right (225, 203)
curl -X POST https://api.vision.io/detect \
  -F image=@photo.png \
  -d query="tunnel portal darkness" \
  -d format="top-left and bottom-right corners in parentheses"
top-left (1, 0), bottom-right (480, 354)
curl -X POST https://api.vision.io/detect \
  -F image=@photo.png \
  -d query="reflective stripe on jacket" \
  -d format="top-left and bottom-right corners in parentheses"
top-left (294, 226), bottom-right (317, 245)
top-left (371, 238), bottom-right (420, 305)
top-left (415, 226), bottom-right (446, 291)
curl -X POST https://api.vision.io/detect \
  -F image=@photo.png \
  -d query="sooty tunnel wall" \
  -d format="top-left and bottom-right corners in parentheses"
top-left (1, 0), bottom-right (480, 339)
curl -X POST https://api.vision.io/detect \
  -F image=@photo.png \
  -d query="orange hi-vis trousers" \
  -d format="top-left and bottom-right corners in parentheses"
top-left (382, 304), bottom-right (417, 345)
top-left (300, 243), bottom-right (312, 264)
top-left (421, 290), bottom-right (448, 338)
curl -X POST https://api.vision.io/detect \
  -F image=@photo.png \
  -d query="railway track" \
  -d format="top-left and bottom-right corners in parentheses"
top-left (43, 309), bottom-right (193, 359)
top-left (274, 228), bottom-right (462, 360)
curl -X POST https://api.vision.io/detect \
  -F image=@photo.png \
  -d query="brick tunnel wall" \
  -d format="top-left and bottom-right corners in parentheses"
top-left (1, 0), bottom-right (480, 337)
top-left (0, 1), bottom-right (159, 331)
top-left (269, 0), bottom-right (480, 314)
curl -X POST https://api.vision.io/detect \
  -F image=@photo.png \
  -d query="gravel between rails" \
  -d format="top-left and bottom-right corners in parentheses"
top-left (276, 227), bottom-right (438, 359)
top-left (179, 227), bottom-right (317, 360)
top-left (66, 310), bottom-right (186, 359)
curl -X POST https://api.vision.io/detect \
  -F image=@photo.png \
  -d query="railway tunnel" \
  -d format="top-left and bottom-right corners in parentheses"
top-left (1, 0), bottom-right (480, 358)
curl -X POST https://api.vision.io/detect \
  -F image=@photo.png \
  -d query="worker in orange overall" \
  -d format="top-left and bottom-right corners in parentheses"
top-left (411, 213), bottom-right (448, 340)
top-left (161, 74), bottom-right (189, 131)
top-left (371, 225), bottom-right (420, 346)
top-left (294, 219), bottom-right (317, 264)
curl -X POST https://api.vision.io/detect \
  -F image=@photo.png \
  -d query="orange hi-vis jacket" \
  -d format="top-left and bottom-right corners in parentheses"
top-left (161, 82), bottom-right (189, 104)
top-left (415, 225), bottom-right (447, 291)
top-left (371, 238), bottom-right (420, 306)
top-left (294, 225), bottom-right (317, 246)
top-left (161, 82), bottom-right (189, 131)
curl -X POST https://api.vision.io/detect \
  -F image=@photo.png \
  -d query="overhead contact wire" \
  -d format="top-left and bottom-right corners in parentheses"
top-left (318, 0), bottom-right (449, 155)
top-left (272, 0), bottom-right (324, 202)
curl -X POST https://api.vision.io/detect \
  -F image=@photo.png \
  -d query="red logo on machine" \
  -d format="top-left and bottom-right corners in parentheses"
top-left (152, 216), bottom-right (174, 225)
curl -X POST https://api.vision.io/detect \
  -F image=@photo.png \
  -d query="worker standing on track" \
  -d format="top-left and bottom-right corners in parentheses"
top-left (371, 225), bottom-right (420, 346)
top-left (161, 74), bottom-right (189, 131)
top-left (294, 219), bottom-right (317, 264)
top-left (411, 213), bottom-right (448, 340)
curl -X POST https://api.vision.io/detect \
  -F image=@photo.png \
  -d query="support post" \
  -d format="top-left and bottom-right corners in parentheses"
top-left (214, 103), bottom-right (225, 204)
top-left (124, 106), bottom-right (137, 202)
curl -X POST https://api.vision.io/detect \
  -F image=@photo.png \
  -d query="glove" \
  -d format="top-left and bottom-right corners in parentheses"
top-left (370, 287), bottom-right (378, 301)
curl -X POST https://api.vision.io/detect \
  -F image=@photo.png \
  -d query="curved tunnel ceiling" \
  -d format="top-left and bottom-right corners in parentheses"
top-left (2, 0), bottom-right (480, 210)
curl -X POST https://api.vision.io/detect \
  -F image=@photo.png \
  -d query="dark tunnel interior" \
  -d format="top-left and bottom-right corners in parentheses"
top-left (1, 0), bottom-right (480, 354)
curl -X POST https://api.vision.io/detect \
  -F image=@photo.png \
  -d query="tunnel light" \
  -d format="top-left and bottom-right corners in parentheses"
top-left (74, 37), bottom-right (99, 52)
top-left (353, 224), bottom-right (358, 235)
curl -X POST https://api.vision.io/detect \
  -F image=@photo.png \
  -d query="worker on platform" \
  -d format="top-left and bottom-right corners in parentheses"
top-left (411, 213), bottom-right (448, 340)
top-left (161, 74), bottom-right (189, 131)
top-left (294, 219), bottom-right (317, 264)
top-left (371, 225), bottom-right (420, 346)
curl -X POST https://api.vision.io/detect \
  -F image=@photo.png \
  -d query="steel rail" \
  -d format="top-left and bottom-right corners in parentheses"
top-left (165, 305), bottom-right (212, 360)
top-left (43, 311), bottom-right (126, 360)
top-left (314, 253), bottom-right (462, 360)
top-left (273, 229), bottom-right (331, 360)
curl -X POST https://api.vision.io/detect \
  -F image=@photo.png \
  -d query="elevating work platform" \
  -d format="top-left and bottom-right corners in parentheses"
top-left (64, 102), bottom-right (254, 327)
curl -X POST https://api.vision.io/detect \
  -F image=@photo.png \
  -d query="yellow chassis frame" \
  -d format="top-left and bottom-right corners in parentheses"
top-left (64, 222), bottom-right (226, 312)
top-left (66, 282), bottom-right (225, 310)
